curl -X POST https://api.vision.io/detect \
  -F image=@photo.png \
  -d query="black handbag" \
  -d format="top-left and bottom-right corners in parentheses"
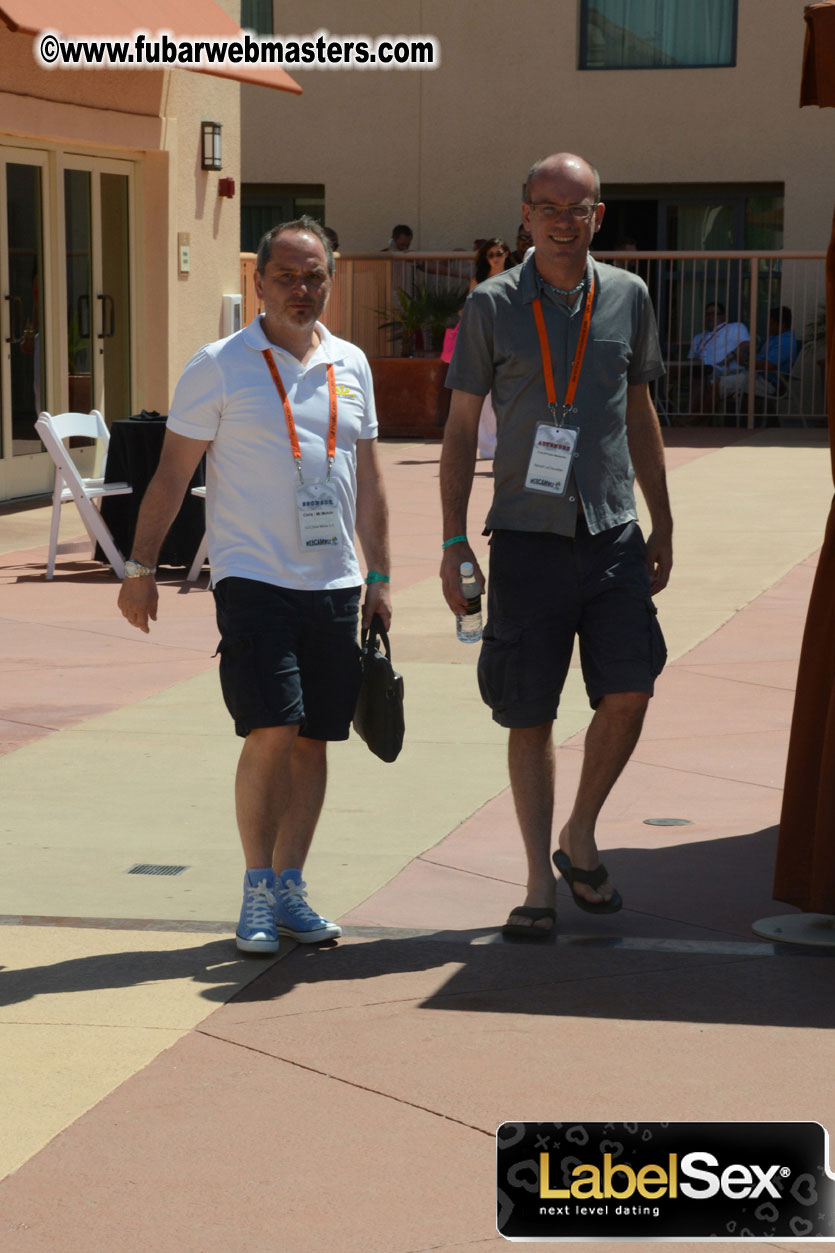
top-left (353, 613), bottom-right (405, 762)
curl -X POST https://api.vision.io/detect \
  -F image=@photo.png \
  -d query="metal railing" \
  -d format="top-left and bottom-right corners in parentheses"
top-left (241, 250), bottom-right (828, 429)
top-left (602, 250), bottom-right (828, 430)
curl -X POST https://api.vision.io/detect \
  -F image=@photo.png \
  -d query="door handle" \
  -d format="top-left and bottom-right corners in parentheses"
top-left (77, 293), bottom-right (91, 340)
top-left (4, 294), bottom-right (23, 344)
top-left (97, 293), bottom-right (115, 338)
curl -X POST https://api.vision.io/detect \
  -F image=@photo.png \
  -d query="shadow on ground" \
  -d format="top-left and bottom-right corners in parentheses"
top-left (1, 828), bottom-right (831, 1028)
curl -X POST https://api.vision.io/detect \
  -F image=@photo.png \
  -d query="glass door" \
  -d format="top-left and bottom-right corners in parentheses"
top-left (100, 172), bottom-right (131, 424)
top-left (0, 149), bottom-right (52, 498)
top-left (64, 168), bottom-right (94, 416)
top-left (0, 150), bottom-right (135, 502)
top-left (63, 158), bottom-right (133, 426)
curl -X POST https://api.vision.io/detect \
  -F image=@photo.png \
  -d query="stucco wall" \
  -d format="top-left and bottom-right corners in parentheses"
top-left (0, 18), bottom-right (243, 416)
top-left (163, 68), bottom-right (241, 399)
top-left (241, 0), bottom-right (834, 253)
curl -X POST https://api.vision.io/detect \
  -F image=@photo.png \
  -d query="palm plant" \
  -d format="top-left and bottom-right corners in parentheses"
top-left (379, 284), bottom-right (468, 356)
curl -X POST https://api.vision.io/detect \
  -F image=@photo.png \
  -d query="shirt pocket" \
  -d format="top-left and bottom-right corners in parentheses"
top-left (590, 338), bottom-right (631, 390)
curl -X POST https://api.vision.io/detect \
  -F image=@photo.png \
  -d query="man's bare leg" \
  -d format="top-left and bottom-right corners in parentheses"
top-left (557, 691), bottom-right (649, 904)
top-left (506, 722), bottom-right (558, 932)
top-left (273, 735), bottom-right (327, 872)
top-left (235, 726), bottom-right (327, 867)
top-left (235, 724), bottom-right (300, 869)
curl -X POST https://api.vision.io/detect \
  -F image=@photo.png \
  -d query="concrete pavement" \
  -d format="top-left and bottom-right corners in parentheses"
top-left (0, 429), bottom-right (833, 1252)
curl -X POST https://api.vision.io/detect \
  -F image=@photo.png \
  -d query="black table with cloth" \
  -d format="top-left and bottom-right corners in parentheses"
top-left (98, 413), bottom-right (206, 568)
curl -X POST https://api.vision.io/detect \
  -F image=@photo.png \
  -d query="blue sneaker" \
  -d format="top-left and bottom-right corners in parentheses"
top-left (275, 868), bottom-right (342, 943)
top-left (236, 869), bottom-right (279, 954)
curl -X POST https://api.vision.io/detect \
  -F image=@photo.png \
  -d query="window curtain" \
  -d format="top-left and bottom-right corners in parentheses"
top-left (241, 0), bottom-right (274, 37)
top-left (585, 0), bottom-right (735, 68)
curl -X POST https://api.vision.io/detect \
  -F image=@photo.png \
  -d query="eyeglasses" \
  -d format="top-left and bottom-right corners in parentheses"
top-left (527, 202), bottom-right (598, 222)
top-left (486, 249), bottom-right (508, 259)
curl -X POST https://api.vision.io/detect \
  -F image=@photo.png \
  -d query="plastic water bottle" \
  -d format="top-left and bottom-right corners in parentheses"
top-left (457, 561), bottom-right (483, 643)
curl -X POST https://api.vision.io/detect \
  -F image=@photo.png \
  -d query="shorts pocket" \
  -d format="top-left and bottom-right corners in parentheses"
top-left (216, 634), bottom-right (264, 728)
top-left (216, 632), bottom-right (302, 731)
top-left (647, 600), bottom-right (667, 677)
top-left (477, 619), bottom-right (522, 713)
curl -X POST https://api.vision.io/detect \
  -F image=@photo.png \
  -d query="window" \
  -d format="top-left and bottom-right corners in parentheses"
top-left (241, 184), bottom-right (325, 253)
top-left (241, 0), bottom-right (273, 37)
top-left (595, 185), bottom-right (782, 252)
top-left (580, 0), bottom-right (737, 69)
top-left (594, 185), bottom-right (785, 356)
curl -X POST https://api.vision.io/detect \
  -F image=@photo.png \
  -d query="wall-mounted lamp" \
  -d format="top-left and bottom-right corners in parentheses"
top-left (201, 121), bottom-right (222, 171)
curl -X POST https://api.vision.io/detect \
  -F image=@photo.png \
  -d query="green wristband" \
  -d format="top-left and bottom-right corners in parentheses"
top-left (442, 535), bottom-right (467, 550)
top-left (365, 571), bottom-right (390, 585)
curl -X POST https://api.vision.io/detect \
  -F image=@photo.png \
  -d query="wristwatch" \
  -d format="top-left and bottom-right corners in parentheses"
top-left (124, 559), bottom-right (157, 578)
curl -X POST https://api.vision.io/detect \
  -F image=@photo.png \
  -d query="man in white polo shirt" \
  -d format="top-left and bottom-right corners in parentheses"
top-left (688, 301), bottom-right (749, 416)
top-left (118, 217), bottom-right (391, 955)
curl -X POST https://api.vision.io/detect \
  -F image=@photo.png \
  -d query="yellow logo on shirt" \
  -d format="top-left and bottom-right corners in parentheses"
top-left (335, 383), bottom-right (356, 398)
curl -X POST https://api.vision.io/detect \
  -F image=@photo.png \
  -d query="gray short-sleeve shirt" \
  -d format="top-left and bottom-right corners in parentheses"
top-left (445, 255), bottom-right (664, 536)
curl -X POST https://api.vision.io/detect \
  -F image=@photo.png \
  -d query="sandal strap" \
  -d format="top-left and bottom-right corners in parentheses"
top-left (568, 862), bottom-right (609, 889)
top-left (507, 905), bottom-right (556, 921)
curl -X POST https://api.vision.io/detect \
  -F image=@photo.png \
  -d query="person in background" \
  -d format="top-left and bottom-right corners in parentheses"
top-left (687, 301), bottom-right (749, 417)
top-left (469, 237), bottom-right (513, 291)
top-left (467, 238), bottom-right (513, 459)
top-left (508, 224), bottom-right (533, 266)
top-left (383, 225), bottom-right (413, 252)
top-left (717, 305), bottom-right (800, 403)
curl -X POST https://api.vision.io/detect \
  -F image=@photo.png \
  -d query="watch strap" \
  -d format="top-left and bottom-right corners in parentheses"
top-left (124, 559), bottom-right (157, 578)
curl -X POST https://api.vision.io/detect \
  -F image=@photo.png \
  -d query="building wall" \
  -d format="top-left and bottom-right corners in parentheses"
top-left (241, 0), bottom-right (834, 252)
top-left (158, 68), bottom-right (241, 401)
top-left (0, 21), bottom-right (242, 416)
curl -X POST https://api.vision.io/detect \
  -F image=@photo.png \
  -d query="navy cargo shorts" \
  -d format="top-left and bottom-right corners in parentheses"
top-left (213, 576), bottom-right (362, 740)
top-left (477, 521), bottom-right (667, 728)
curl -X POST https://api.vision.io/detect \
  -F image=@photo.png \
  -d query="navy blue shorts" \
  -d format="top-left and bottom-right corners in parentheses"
top-left (213, 577), bottom-right (362, 740)
top-left (478, 522), bottom-right (667, 728)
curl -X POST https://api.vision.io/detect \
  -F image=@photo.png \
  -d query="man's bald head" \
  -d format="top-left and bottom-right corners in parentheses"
top-left (524, 154), bottom-right (601, 205)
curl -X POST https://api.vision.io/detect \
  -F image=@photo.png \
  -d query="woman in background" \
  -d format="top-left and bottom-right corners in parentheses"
top-left (469, 237), bottom-right (511, 291)
top-left (468, 238), bottom-right (511, 457)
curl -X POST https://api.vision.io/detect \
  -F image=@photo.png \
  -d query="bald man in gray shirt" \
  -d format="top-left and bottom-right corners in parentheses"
top-left (440, 153), bottom-right (673, 939)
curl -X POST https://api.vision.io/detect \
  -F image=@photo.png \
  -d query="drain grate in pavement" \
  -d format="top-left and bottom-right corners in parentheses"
top-left (127, 864), bottom-right (189, 876)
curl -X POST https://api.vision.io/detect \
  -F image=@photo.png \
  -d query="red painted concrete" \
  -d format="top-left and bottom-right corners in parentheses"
top-left (0, 432), bottom-right (829, 1253)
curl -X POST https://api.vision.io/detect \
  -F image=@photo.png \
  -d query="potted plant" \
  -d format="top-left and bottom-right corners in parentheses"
top-left (378, 284), bottom-right (467, 357)
top-left (422, 285), bottom-right (468, 355)
top-left (378, 287), bottom-right (433, 357)
top-left (372, 283), bottom-right (469, 436)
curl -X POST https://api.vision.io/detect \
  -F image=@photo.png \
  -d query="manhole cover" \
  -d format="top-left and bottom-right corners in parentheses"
top-left (643, 819), bottom-right (693, 827)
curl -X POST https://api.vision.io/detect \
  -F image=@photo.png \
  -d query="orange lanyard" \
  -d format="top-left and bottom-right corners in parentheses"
top-left (261, 348), bottom-right (338, 482)
top-left (532, 272), bottom-right (595, 423)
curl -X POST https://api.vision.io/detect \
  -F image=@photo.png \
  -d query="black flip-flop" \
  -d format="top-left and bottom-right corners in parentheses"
top-left (501, 905), bottom-right (556, 940)
top-left (553, 849), bottom-right (623, 914)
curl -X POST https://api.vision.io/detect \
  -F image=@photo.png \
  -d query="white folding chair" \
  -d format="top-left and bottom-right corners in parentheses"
top-left (186, 485), bottom-right (208, 582)
top-left (35, 410), bottom-right (133, 580)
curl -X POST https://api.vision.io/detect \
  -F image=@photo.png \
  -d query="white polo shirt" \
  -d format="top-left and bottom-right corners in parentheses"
top-left (689, 321), bottom-right (749, 373)
top-left (167, 317), bottom-right (377, 591)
